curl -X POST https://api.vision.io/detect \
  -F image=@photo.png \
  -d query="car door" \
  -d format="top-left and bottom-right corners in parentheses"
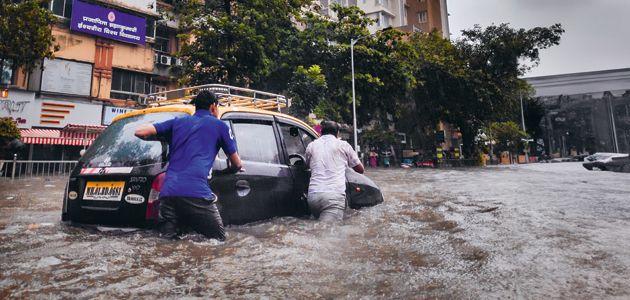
top-left (209, 112), bottom-right (295, 225)
top-left (276, 117), bottom-right (316, 216)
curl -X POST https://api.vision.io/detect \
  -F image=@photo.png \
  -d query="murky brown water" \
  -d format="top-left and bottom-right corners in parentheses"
top-left (1, 162), bottom-right (630, 299)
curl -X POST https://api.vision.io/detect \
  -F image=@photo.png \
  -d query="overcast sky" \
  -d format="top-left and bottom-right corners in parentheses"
top-left (447, 0), bottom-right (630, 78)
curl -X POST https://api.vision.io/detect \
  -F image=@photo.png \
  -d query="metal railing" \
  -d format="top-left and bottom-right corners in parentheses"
top-left (0, 159), bottom-right (78, 179)
top-left (146, 84), bottom-right (287, 111)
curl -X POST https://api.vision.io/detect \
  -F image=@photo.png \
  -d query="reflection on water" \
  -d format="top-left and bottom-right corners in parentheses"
top-left (2, 163), bottom-right (630, 299)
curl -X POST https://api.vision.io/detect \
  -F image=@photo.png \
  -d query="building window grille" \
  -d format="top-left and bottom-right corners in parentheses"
top-left (155, 27), bottom-right (171, 53)
top-left (50, 0), bottom-right (72, 18)
top-left (146, 19), bottom-right (156, 39)
top-left (110, 69), bottom-right (151, 100)
top-left (418, 11), bottom-right (427, 23)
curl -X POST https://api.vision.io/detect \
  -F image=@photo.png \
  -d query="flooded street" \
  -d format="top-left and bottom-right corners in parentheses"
top-left (1, 162), bottom-right (630, 299)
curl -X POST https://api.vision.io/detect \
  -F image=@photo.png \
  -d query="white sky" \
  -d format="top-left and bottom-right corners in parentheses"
top-left (447, 0), bottom-right (630, 78)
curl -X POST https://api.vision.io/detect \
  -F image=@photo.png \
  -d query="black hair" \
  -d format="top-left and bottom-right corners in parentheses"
top-left (320, 121), bottom-right (339, 136)
top-left (191, 90), bottom-right (219, 111)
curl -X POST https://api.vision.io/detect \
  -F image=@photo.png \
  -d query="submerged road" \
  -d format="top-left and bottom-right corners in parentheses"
top-left (1, 162), bottom-right (629, 299)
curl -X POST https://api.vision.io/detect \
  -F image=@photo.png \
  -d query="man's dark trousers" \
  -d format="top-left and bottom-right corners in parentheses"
top-left (158, 196), bottom-right (225, 240)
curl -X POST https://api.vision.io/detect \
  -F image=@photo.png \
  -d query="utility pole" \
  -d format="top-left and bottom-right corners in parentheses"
top-left (520, 92), bottom-right (529, 163)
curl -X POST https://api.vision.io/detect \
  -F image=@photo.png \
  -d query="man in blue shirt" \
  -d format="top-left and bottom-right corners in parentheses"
top-left (135, 91), bottom-right (242, 240)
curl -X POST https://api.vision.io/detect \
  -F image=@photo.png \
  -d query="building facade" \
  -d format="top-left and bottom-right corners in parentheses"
top-left (525, 68), bottom-right (630, 156)
top-left (329, 0), bottom-right (450, 37)
top-left (1, 0), bottom-right (182, 160)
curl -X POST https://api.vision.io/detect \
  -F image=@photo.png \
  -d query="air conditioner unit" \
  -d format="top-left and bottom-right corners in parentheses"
top-left (137, 94), bottom-right (148, 106)
top-left (175, 58), bottom-right (184, 67)
top-left (154, 53), bottom-right (159, 63)
top-left (160, 55), bottom-right (171, 66)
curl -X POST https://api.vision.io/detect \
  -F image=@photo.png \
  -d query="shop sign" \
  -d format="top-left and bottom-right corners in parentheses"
top-left (0, 89), bottom-right (35, 128)
top-left (41, 59), bottom-right (93, 96)
top-left (102, 106), bottom-right (135, 125)
top-left (70, 1), bottom-right (146, 46)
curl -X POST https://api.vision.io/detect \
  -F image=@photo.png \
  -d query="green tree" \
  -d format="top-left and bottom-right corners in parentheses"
top-left (0, 117), bottom-right (21, 159)
top-left (287, 65), bottom-right (327, 119)
top-left (484, 121), bottom-right (528, 156)
top-left (175, 0), bottom-right (310, 87)
top-left (405, 23), bottom-right (563, 157)
top-left (0, 0), bottom-right (59, 79)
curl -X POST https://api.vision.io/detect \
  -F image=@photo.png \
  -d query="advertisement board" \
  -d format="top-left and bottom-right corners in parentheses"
top-left (70, 0), bottom-right (146, 46)
top-left (102, 106), bottom-right (136, 125)
top-left (0, 89), bottom-right (36, 128)
top-left (40, 59), bottom-right (93, 96)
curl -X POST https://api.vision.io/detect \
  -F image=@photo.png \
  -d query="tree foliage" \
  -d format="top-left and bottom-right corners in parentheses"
top-left (0, 0), bottom-right (59, 75)
top-left (0, 117), bottom-right (21, 158)
top-left (173, 2), bottom-right (564, 156)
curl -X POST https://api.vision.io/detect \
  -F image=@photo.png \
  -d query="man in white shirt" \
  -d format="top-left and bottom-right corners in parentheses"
top-left (305, 121), bottom-right (365, 221)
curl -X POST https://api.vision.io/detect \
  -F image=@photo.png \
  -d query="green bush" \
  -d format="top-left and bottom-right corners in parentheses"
top-left (0, 117), bottom-right (21, 159)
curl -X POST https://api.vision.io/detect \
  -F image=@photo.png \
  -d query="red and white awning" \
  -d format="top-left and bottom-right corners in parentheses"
top-left (60, 124), bottom-right (107, 139)
top-left (21, 128), bottom-right (97, 146)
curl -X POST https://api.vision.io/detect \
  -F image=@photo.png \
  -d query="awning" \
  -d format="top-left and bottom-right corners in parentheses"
top-left (21, 128), bottom-right (99, 146)
top-left (60, 124), bottom-right (107, 139)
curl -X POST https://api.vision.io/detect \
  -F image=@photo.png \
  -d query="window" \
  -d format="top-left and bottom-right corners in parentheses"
top-left (232, 121), bottom-right (280, 164)
top-left (81, 112), bottom-right (185, 168)
top-left (404, 7), bottom-right (408, 25)
top-left (376, 12), bottom-right (391, 28)
top-left (51, 0), bottom-right (72, 18)
top-left (332, 0), bottom-right (347, 6)
top-left (155, 27), bottom-right (170, 53)
top-left (418, 11), bottom-right (427, 23)
top-left (110, 69), bottom-right (151, 101)
top-left (280, 124), bottom-right (307, 155)
top-left (1, 60), bottom-right (12, 85)
top-left (381, 13), bottom-right (391, 27)
top-left (146, 20), bottom-right (156, 39)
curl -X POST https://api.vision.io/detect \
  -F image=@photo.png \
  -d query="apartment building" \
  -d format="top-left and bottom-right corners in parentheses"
top-left (319, 0), bottom-right (449, 37)
top-left (1, 0), bottom-right (182, 160)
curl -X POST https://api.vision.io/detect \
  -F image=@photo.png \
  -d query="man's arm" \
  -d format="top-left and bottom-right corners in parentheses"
top-left (214, 152), bottom-right (244, 175)
top-left (352, 163), bottom-right (365, 174)
top-left (134, 124), bottom-right (158, 140)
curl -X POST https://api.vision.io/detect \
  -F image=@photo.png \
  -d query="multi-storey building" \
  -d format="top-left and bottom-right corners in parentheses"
top-left (320, 0), bottom-right (450, 37)
top-left (1, 0), bottom-right (182, 161)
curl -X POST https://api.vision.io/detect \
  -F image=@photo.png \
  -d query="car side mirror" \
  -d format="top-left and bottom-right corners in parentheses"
top-left (288, 153), bottom-right (306, 166)
top-left (289, 127), bottom-right (299, 137)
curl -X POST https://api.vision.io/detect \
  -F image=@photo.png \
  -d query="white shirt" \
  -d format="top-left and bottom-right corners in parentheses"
top-left (305, 135), bottom-right (361, 195)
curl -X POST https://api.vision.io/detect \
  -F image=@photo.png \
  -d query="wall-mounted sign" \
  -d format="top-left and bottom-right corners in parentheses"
top-left (0, 89), bottom-right (35, 128)
top-left (41, 59), bottom-right (93, 96)
top-left (102, 106), bottom-right (135, 125)
top-left (70, 1), bottom-right (146, 46)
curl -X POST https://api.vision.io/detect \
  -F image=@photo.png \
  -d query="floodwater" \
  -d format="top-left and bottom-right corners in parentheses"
top-left (1, 162), bottom-right (630, 299)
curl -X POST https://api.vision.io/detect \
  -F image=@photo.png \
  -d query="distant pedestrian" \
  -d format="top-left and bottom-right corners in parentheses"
top-left (305, 121), bottom-right (364, 221)
top-left (134, 91), bottom-right (242, 240)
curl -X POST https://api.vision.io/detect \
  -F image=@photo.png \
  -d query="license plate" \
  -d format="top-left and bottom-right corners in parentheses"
top-left (84, 182), bottom-right (125, 201)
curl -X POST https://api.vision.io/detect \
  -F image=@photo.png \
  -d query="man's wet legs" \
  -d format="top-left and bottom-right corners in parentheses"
top-left (307, 192), bottom-right (346, 222)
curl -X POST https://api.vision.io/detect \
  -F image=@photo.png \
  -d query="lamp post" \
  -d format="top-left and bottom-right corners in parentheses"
top-left (351, 27), bottom-right (392, 154)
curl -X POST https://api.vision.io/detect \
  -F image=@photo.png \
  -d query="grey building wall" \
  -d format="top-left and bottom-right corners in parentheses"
top-left (525, 68), bottom-right (630, 155)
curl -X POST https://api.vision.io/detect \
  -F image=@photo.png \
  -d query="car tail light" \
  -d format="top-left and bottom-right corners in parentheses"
top-left (146, 173), bottom-right (165, 220)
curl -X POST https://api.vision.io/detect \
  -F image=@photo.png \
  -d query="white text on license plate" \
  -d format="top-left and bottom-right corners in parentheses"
top-left (84, 182), bottom-right (125, 201)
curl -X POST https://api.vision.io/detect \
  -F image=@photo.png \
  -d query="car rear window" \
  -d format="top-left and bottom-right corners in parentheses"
top-left (80, 112), bottom-right (188, 167)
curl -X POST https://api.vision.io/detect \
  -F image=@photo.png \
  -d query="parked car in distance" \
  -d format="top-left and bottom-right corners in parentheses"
top-left (62, 85), bottom-right (384, 228)
top-left (582, 153), bottom-right (629, 171)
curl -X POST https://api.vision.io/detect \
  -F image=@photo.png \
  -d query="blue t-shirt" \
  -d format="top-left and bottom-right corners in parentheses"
top-left (153, 109), bottom-right (237, 199)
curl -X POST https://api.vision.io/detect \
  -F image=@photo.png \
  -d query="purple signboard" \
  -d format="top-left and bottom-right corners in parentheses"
top-left (70, 0), bottom-right (146, 45)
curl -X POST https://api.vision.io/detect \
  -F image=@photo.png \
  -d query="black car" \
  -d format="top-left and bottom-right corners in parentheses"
top-left (62, 86), bottom-right (383, 227)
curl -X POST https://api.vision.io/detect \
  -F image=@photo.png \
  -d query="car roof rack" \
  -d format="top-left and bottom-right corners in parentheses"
top-left (146, 84), bottom-right (287, 112)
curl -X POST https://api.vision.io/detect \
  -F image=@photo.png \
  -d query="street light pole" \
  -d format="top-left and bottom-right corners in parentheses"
top-left (350, 27), bottom-right (392, 154)
top-left (520, 92), bottom-right (529, 163)
top-left (351, 39), bottom-right (358, 154)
